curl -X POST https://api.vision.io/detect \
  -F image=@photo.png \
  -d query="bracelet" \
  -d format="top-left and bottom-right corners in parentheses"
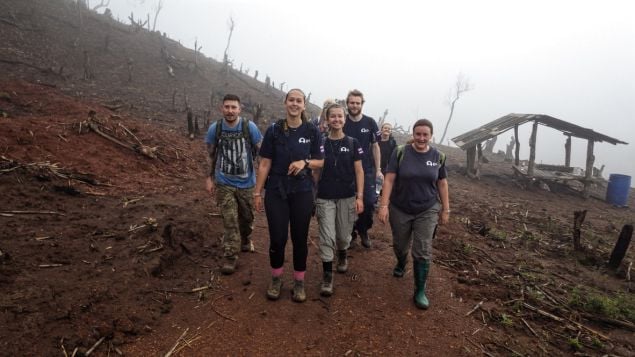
top-left (253, 192), bottom-right (261, 197)
top-left (444, 209), bottom-right (451, 213)
top-left (356, 194), bottom-right (363, 199)
top-left (379, 205), bottom-right (388, 208)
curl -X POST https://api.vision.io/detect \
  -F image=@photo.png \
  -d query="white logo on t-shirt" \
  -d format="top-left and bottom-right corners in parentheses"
top-left (426, 160), bottom-right (438, 167)
top-left (340, 147), bottom-right (350, 152)
top-left (298, 137), bottom-right (311, 144)
top-left (361, 128), bottom-right (370, 133)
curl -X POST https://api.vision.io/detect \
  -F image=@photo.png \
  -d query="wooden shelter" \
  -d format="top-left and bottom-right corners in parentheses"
top-left (451, 113), bottom-right (628, 196)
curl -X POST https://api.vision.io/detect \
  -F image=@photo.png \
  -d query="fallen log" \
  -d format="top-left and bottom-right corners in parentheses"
top-left (88, 121), bottom-right (156, 159)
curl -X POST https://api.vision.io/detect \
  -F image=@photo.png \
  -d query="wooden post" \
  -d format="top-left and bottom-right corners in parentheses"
top-left (583, 139), bottom-right (595, 197)
top-left (466, 146), bottom-right (477, 178)
top-left (527, 121), bottom-right (538, 176)
top-left (573, 210), bottom-right (587, 251)
top-left (514, 124), bottom-right (520, 166)
top-left (564, 135), bottom-right (572, 168)
top-left (608, 225), bottom-right (633, 270)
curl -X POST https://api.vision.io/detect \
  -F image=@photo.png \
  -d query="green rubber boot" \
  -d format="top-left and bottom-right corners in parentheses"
top-left (413, 259), bottom-right (430, 309)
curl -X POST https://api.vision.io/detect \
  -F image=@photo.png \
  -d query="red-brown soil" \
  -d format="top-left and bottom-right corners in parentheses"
top-left (1, 1), bottom-right (633, 355)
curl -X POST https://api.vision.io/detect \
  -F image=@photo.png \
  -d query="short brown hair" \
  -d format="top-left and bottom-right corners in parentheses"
top-left (346, 89), bottom-right (365, 104)
top-left (412, 119), bottom-right (433, 134)
top-left (223, 94), bottom-right (240, 104)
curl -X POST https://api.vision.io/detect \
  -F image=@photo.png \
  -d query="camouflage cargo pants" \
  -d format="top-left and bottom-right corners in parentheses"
top-left (216, 184), bottom-right (254, 258)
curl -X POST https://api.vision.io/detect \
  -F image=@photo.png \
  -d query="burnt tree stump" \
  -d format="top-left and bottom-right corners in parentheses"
top-left (608, 224), bottom-right (633, 270)
top-left (573, 210), bottom-right (587, 251)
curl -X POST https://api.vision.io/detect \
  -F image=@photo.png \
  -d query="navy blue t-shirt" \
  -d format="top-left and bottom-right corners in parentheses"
top-left (343, 115), bottom-right (379, 171)
top-left (259, 120), bottom-right (324, 193)
top-left (385, 145), bottom-right (447, 214)
top-left (317, 136), bottom-right (363, 199)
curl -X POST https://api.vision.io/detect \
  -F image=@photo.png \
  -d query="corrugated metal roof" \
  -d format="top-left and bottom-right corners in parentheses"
top-left (451, 113), bottom-right (628, 149)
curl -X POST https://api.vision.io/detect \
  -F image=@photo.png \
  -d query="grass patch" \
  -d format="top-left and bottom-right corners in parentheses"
top-left (568, 288), bottom-right (635, 322)
top-left (500, 313), bottom-right (514, 327)
top-left (568, 337), bottom-right (583, 351)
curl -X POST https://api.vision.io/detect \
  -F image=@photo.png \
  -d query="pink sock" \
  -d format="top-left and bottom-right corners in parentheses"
top-left (293, 271), bottom-right (305, 281)
top-left (271, 267), bottom-right (283, 277)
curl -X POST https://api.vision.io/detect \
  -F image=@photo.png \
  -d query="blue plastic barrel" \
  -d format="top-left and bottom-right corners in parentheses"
top-left (605, 174), bottom-right (631, 207)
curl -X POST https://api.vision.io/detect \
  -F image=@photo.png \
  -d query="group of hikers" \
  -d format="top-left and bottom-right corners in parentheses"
top-left (204, 88), bottom-right (450, 309)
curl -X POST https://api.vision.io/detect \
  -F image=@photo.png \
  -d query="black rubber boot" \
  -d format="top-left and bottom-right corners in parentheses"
top-left (393, 256), bottom-right (407, 277)
top-left (320, 261), bottom-right (333, 297)
top-left (336, 250), bottom-right (348, 273)
top-left (413, 259), bottom-right (430, 309)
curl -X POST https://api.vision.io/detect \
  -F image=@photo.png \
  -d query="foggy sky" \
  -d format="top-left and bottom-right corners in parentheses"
top-left (107, 0), bottom-right (635, 180)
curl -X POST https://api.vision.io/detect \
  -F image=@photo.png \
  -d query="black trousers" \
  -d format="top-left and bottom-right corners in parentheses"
top-left (265, 189), bottom-right (313, 272)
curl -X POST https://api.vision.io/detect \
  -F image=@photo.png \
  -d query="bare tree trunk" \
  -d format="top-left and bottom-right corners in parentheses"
top-left (439, 73), bottom-right (472, 145)
top-left (92, 0), bottom-right (110, 12)
top-left (152, 0), bottom-right (164, 32)
top-left (183, 88), bottom-right (188, 112)
top-left (608, 224), bottom-right (633, 270)
top-left (172, 89), bottom-right (177, 112)
top-left (223, 16), bottom-right (235, 66)
top-left (573, 210), bottom-right (587, 251)
top-left (83, 50), bottom-right (93, 80)
top-left (187, 109), bottom-right (194, 137)
top-left (126, 57), bottom-right (133, 82)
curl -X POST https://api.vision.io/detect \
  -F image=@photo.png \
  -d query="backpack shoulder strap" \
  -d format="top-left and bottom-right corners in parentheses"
top-left (436, 148), bottom-right (446, 166)
top-left (346, 135), bottom-right (355, 152)
top-left (396, 144), bottom-right (406, 167)
top-left (214, 119), bottom-right (223, 146)
top-left (241, 118), bottom-right (253, 147)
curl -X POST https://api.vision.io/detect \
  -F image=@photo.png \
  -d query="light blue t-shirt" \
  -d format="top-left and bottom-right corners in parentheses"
top-left (205, 118), bottom-right (263, 188)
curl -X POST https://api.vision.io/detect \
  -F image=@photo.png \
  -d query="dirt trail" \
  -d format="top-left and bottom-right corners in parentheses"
top-left (123, 191), bottom-right (482, 355)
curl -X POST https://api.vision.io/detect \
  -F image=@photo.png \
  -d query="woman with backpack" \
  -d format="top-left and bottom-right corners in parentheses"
top-left (377, 119), bottom-right (450, 310)
top-left (254, 88), bottom-right (324, 303)
top-left (313, 103), bottom-right (364, 297)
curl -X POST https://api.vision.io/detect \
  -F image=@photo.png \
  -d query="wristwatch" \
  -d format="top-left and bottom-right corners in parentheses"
top-left (303, 159), bottom-right (310, 169)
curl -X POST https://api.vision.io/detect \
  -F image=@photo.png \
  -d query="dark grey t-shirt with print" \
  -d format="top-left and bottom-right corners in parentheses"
top-left (385, 145), bottom-right (447, 215)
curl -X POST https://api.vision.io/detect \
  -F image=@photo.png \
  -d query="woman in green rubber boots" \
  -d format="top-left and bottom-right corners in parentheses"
top-left (377, 119), bottom-right (450, 309)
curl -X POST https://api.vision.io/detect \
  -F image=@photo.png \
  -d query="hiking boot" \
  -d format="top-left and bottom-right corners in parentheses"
top-left (320, 271), bottom-right (333, 297)
top-left (413, 259), bottom-right (430, 309)
top-left (360, 232), bottom-right (372, 248)
top-left (220, 256), bottom-right (238, 275)
top-left (320, 262), bottom-right (334, 297)
top-left (292, 280), bottom-right (306, 303)
top-left (336, 250), bottom-right (348, 273)
top-left (241, 238), bottom-right (254, 252)
top-left (266, 276), bottom-right (283, 301)
top-left (348, 231), bottom-right (358, 249)
top-left (393, 257), bottom-right (407, 278)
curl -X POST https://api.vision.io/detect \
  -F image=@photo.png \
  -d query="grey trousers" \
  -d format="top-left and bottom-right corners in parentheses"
top-left (316, 197), bottom-right (357, 262)
top-left (389, 202), bottom-right (440, 261)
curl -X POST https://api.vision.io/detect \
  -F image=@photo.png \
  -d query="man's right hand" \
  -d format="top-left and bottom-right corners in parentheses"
top-left (205, 176), bottom-right (215, 194)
